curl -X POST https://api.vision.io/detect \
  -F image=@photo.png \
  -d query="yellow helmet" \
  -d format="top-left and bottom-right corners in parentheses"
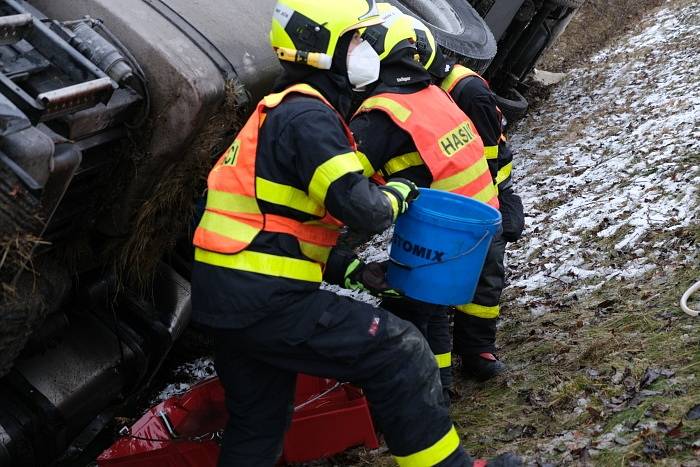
top-left (270, 0), bottom-right (382, 70)
top-left (361, 3), bottom-right (417, 61)
top-left (411, 16), bottom-right (451, 78)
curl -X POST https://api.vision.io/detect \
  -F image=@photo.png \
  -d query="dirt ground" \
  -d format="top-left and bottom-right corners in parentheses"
top-left (538, 0), bottom-right (666, 72)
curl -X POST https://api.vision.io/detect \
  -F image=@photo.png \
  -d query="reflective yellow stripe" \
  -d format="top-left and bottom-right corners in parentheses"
top-left (264, 83), bottom-right (320, 107)
top-left (382, 152), bottom-right (424, 176)
top-left (435, 352), bottom-right (451, 369)
top-left (440, 66), bottom-right (478, 93)
top-left (256, 178), bottom-right (324, 216)
top-left (358, 96), bottom-right (412, 122)
top-left (484, 145), bottom-right (499, 160)
top-left (430, 162), bottom-right (487, 192)
top-left (309, 152), bottom-right (364, 203)
top-left (382, 192), bottom-right (399, 221)
top-left (355, 151), bottom-right (376, 177)
top-left (299, 241), bottom-right (332, 265)
top-left (206, 190), bottom-right (260, 214)
top-left (456, 303), bottom-right (500, 319)
top-left (199, 211), bottom-right (259, 244)
top-left (394, 425), bottom-right (460, 467)
top-left (194, 248), bottom-right (322, 282)
top-left (496, 162), bottom-right (513, 185)
top-left (471, 182), bottom-right (499, 204)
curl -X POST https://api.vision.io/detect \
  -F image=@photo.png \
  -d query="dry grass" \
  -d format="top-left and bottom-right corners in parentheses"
top-left (115, 80), bottom-right (248, 290)
top-left (539, 0), bottom-right (667, 73)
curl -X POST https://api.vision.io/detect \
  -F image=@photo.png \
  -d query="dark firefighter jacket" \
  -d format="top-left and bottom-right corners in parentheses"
top-left (446, 70), bottom-right (514, 191)
top-left (191, 73), bottom-right (395, 330)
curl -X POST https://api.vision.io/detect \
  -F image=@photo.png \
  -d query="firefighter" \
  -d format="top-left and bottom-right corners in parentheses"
top-left (413, 20), bottom-right (526, 381)
top-left (190, 1), bottom-right (474, 465)
top-left (349, 4), bottom-right (499, 403)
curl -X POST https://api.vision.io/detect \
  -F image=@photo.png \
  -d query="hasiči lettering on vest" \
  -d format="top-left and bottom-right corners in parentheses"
top-left (438, 122), bottom-right (476, 157)
top-left (223, 139), bottom-right (241, 166)
top-left (392, 232), bottom-right (445, 262)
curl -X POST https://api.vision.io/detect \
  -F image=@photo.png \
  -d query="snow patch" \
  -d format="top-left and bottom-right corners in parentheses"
top-left (507, 1), bottom-right (700, 308)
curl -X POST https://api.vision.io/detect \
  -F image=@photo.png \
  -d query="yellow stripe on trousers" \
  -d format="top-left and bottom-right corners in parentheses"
top-left (394, 425), bottom-right (461, 467)
top-left (456, 303), bottom-right (500, 319)
top-left (435, 352), bottom-right (452, 369)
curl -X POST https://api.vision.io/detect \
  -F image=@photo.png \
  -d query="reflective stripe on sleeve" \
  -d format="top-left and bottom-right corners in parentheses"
top-left (355, 151), bottom-right (376, 177)
top-left (456, 303), bottom-right (500, 319)
top-left (358, 96), bottom-right (412, 122)
top-left (194, 248), bottom-right (322, 282)
top-left (382, 152), bottom-right (424, 177)
top-left (484, 145), bottom-right (499, 160)
top-left (435, 352), bottom-right (452, 369)
top-left (382, 191), bottom-right (400, 221)
top-left (496, 162), bottom-right (513, 185)
top-left (308, 152), bottom-right (364, 203)
top-left (394, 425), bottom-right (461, 467)
top-left (256, 177), bottom-right (325, 216)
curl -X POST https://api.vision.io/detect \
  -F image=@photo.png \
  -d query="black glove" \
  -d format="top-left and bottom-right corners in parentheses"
top-left (344, 259), bottom-right (402, 298)
top-left (378, 178), bottom-right (420, 217)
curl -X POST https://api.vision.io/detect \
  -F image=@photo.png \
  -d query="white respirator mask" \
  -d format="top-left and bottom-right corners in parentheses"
top-left (346, 40), bottom-right (381, 90)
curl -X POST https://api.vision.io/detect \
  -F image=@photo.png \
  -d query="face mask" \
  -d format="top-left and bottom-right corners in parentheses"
top-left (346, 40), bottom-right (380, 90)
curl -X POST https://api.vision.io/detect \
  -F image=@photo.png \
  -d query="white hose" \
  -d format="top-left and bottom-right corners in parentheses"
top-left (680, 280), bottom-right (700, 317)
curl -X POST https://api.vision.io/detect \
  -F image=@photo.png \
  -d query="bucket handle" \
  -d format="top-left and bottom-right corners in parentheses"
top-left (390, 231), bottom-right (491, 270)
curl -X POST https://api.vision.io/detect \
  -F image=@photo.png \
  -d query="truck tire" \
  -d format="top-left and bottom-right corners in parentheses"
top-left (495, 88), bottom-right (529, 124)
top-left (387, 0), bottom-right (497, 62)
top-left (547, 0), bottom-right (585, 8)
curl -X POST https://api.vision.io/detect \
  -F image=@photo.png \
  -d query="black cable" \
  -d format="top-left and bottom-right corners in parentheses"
top-left (91, 19), bottom-right (152, 128)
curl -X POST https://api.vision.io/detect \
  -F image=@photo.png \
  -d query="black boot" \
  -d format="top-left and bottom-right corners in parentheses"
top-left (460, 353), bottom-right (506, 381)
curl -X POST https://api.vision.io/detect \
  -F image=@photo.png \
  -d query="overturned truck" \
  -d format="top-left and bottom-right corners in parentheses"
top-left (0, 0), bottom-right (582, 465)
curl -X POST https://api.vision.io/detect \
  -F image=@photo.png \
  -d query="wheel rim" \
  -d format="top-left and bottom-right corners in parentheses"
top-left (399, 0), bottom-right (464, 34)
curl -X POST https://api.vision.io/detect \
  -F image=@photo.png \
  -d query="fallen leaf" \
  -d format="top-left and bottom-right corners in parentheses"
top-left (615, 436), bottom-right (631, 446)
top-left (587, 407), bottom-right (603, 421)
top-left (643, 436), bottom-right (667, 460)
top-left (650, 402), bottom-right (670, 415)
top-left (686, 404), bottom-right (700, 420)
top-left (666, 421), bottom-right (683, 438)
top-left (596, 299), bottom-right (617, 310)
top-left (639, 368), bottom-right (675, 389)
top-left (611, 369), bottom-right (625, 384)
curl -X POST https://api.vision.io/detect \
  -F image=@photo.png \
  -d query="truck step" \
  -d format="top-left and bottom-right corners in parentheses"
top-left (0, 13), bottom-right (32, 45)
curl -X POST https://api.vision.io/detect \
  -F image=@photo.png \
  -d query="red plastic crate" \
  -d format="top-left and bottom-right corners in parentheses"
top-left (282, 381), bottom-right (379, 463)
top-left (98, 375), bottom-right (378, 466)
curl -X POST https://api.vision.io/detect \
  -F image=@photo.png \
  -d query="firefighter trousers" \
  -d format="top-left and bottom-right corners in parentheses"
top-left (381, 298), bottom-right (453, 396)
top-left (209, 289), bottom-right (469, 467)
top-left (453, 233), bottom-right (506, 355)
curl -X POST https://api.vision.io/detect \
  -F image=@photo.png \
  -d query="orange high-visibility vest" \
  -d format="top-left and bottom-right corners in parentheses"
top-left (441, 65), bottom-right (511, 188)
top-left (440, 64), bottom-right (485, 94)
top-left (354, 84), bottom-right (499, 208)
top-left (193, 84), bottom-right (355, 282)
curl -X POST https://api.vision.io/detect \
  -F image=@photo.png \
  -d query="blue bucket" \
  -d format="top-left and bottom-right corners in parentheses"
top-left (387, 188), bottom-right (502, 305)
